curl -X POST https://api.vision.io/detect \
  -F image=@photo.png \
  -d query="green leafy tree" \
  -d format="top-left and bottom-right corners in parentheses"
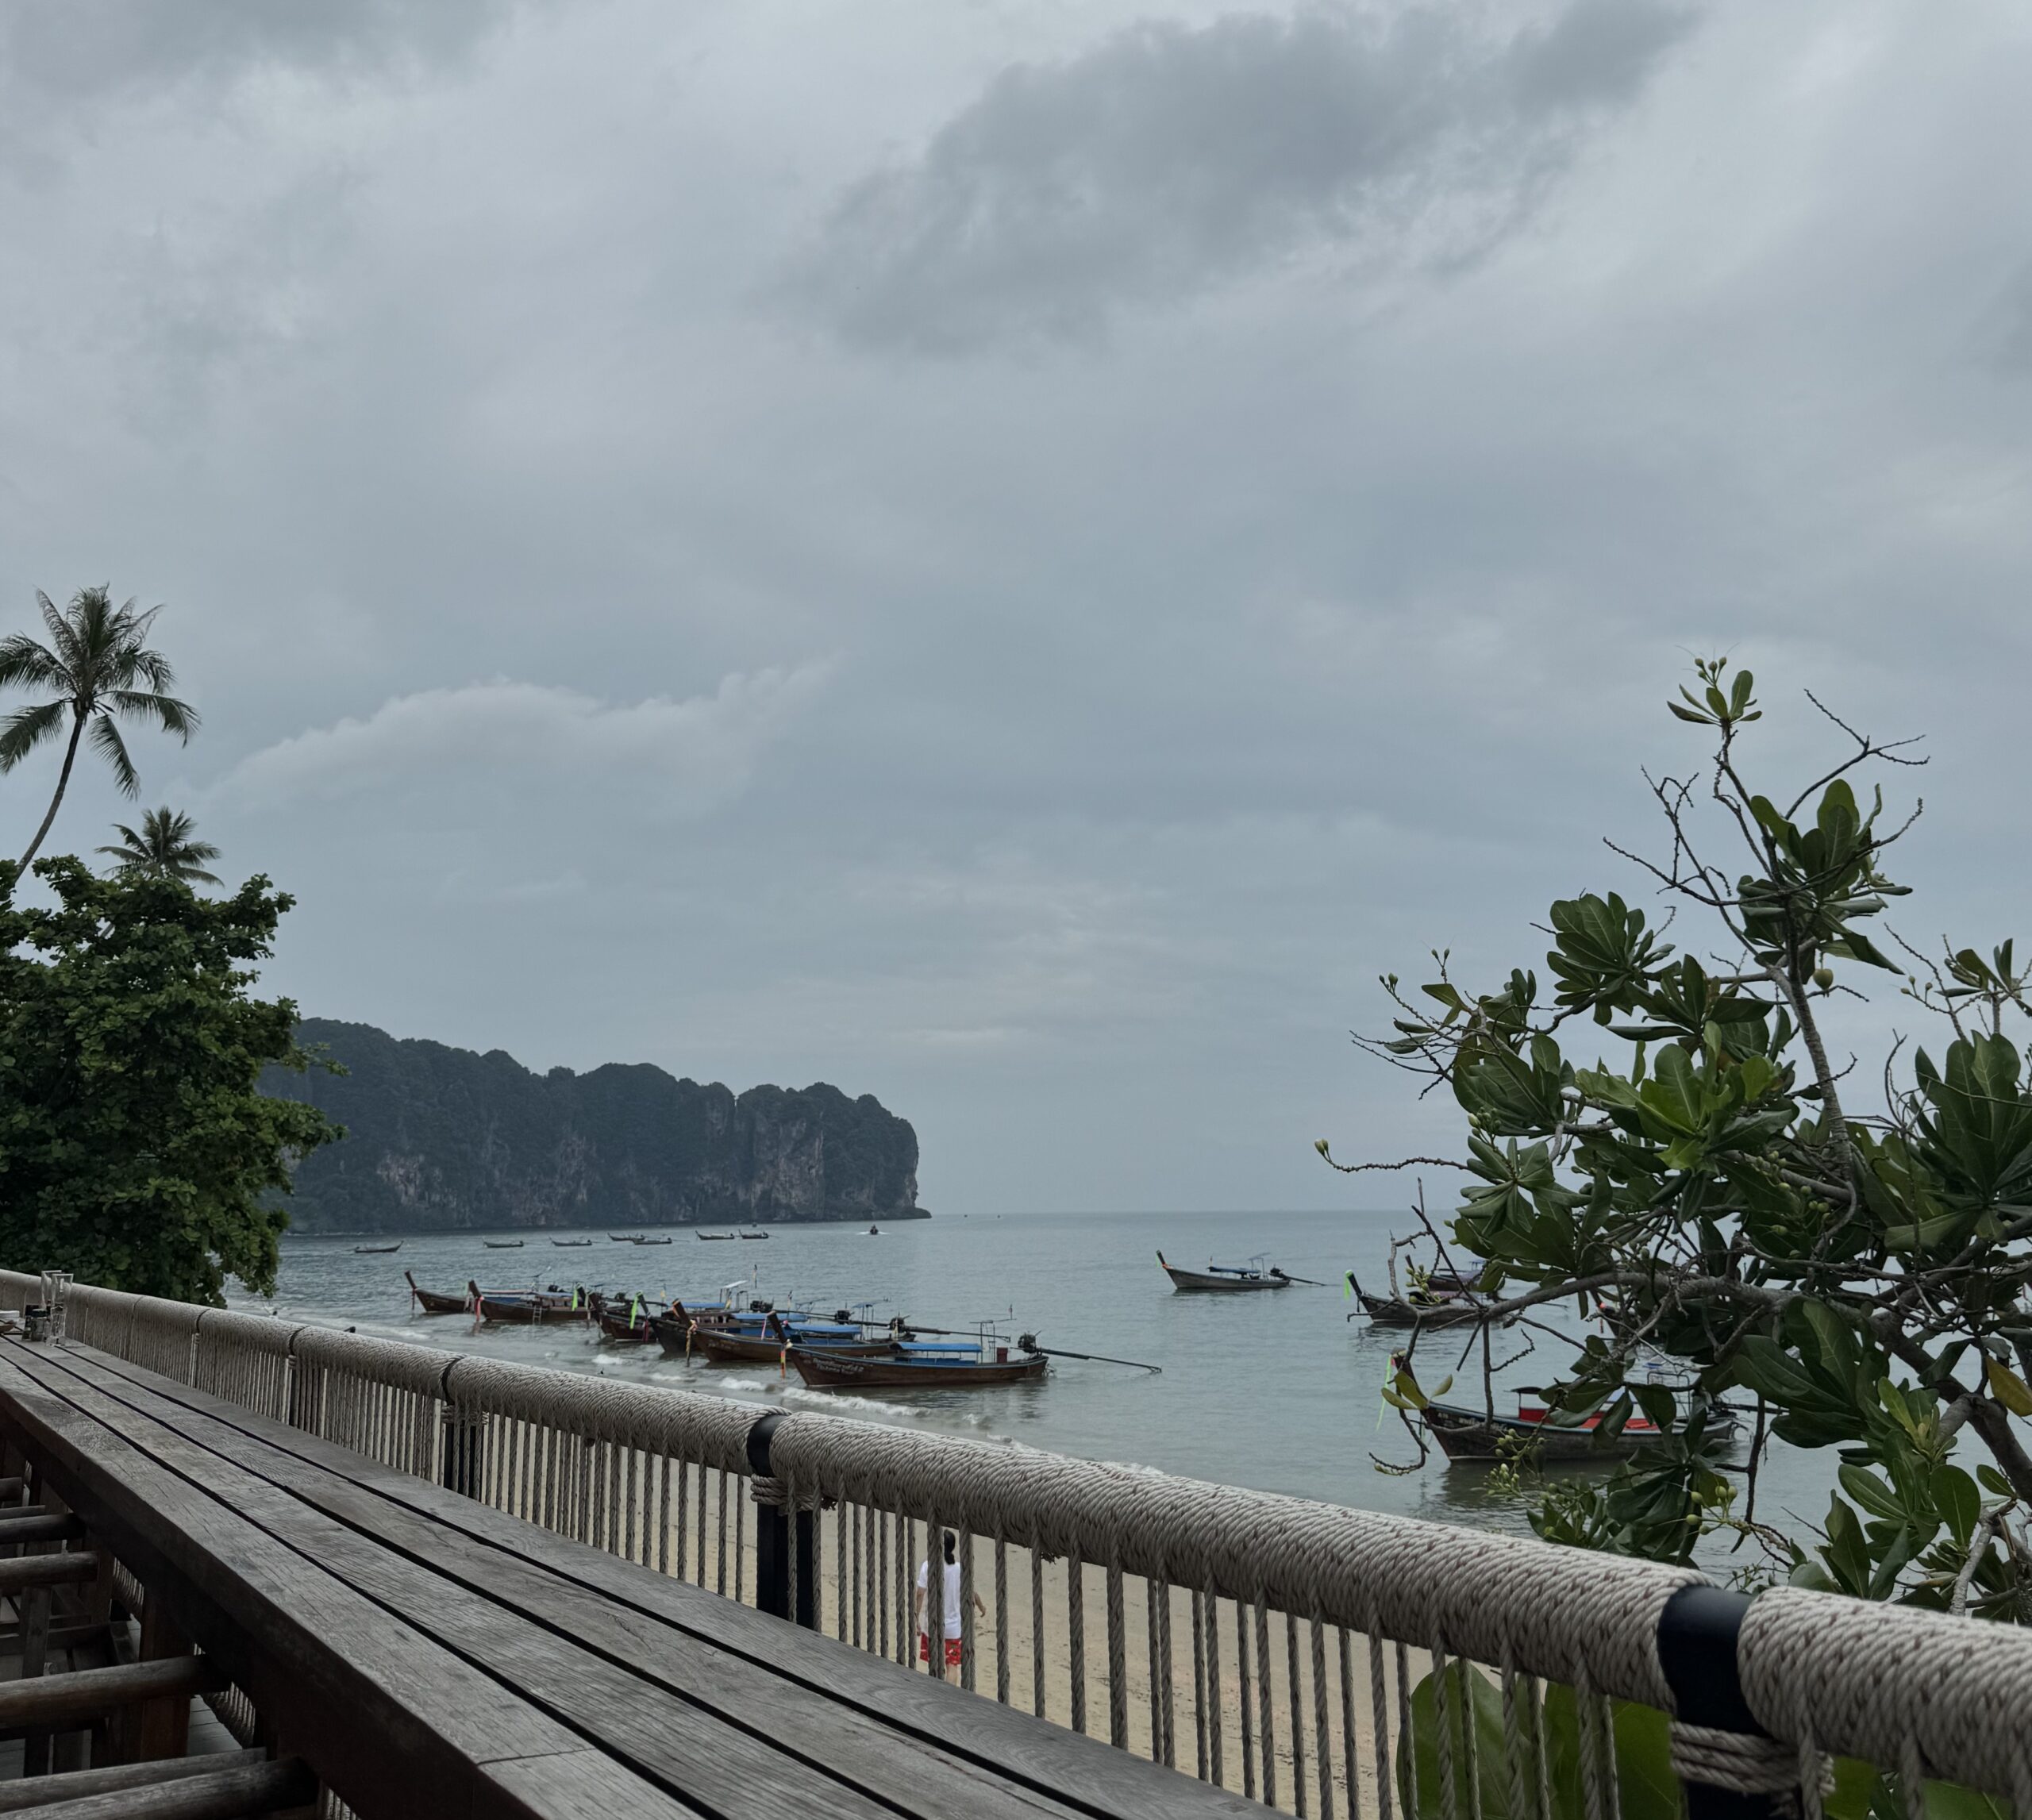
top-left (1328, 660), bottom-right (2032, 1620)
top-left (0, 587), bottom-right (198, 869)
top-left (98, 807), bottom-right (222, 887)
top-left (0, 856), bottom-right (339, 1304)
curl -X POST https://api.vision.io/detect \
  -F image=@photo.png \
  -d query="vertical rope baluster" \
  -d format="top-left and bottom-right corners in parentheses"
top-left (1154, 1574), bottom-right (1176, 1768)
top-left (1312, 1616), bottom-right (1334, 1820)
top-left (1394, 1640), bottom-right (1415, 1820)
top-left (1105, 1557), bottom-right (1128, 1748)
top-left (715, 1468), bottom-right (729, 1595)
top-left (1031, 1541), bottom-right (1047, 1719)
top-left (1191, 1588), bottom-right (1210, 1782)
top-left (1205, 1587), bottom-right (1225, 1791)
top-left (1572, 1670), bottom-right (1608, 1820)
top-left (656, 1456), bottom-right (672, 1576)
top-left (1239, 1596), bottom-right (1257, 1802)
top-left (1433, 1638), bottom-right (1460, 1820)
top-left (1340, 1626), bottom-right (1362, 1820)
top-left (1256, 1597), bottom-right (1277, 1810)
top-left (835, 1495), bottom-right (849, 1640)
top-left (1067, 1549), bottom-right (1087, 1737)
top-left (994, 1534), bottom-right (1010, 1705)
top-left (959, 1525), bottom-right (976, 1692)
top-left (1290, 1610), bottom-right (1310, 1817)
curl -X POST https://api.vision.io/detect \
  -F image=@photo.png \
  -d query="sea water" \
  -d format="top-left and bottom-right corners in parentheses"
top-left (235, 1205), bottom-right (1833, 1553)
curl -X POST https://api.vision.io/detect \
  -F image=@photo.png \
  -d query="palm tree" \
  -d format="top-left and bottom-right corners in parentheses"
top-left (0, 587), bottom-right (198, 870)
top-left (97, 807), bottom-right (222, 887)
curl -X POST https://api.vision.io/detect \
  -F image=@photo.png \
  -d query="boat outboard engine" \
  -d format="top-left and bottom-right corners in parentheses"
top-left (1017, 1333), bottom-right (1040, 1355)
top-left (749, 1299), bottom-right (773, 1314)
top-left (833, 1310), bottom-right (853, 1325)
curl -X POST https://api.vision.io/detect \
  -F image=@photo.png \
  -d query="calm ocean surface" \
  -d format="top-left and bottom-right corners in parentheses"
top-left (237, 1206), bottom-right (1833, 1551)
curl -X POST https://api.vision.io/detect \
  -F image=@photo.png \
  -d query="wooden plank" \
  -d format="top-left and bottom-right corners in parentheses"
top-left (0, 1656), bottom-right (217, 1731)
top-left (0, 1556), bottom-right (98, 1593)
top-left (0, 1355), bottom-right (702, 1820)
top-left (0, 1746), bottom-right (266, 1812)
top-left (17, 1753), bottom-right (314, 1819)
top-left (2, 1350), bottom-right (975, 1820)
top-left (43, 1340), bottom-right (1261, 1819)
top-left (33, 1352), bottom-right (1093, 1820)
top-left (0, 1513), bottom-right (83, 1545)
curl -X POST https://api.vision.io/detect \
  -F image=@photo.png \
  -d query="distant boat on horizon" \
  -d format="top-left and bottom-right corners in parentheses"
top-left (353, 1242), bottom-right (402, 1255)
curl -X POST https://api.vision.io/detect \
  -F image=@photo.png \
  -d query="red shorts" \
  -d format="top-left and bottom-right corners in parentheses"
top-left (918, 1634), bottom-right (964, 1667)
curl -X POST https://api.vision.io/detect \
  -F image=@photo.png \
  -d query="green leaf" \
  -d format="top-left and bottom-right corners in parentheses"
top-left (1930, 1465), bottom-right (1980, 1548)
top-left (1985, 1359), bottom-right (2032, 1417)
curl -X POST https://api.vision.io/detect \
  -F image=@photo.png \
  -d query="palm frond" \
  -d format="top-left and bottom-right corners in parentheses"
top-left (37, 591), bottom-right (80, 673)
top-left (0, 635), bottom-right (66, 692)
top-left (0, 698), bottom-right (71, 771)
top-left (87, 714), bottom-right (139, 797)
top-left (107, 689), bottom-right (198, 740)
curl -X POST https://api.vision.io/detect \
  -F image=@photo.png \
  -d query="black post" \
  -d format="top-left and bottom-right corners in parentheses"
top-left (440, 1406), bottom-right (487, 1499)
top-left (747, 1413), bottom-right (818, 1628)
top-left (1657, 1583), bottom-right (1782, 1820)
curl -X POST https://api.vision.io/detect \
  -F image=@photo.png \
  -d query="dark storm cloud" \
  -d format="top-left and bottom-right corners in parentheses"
top-left (783, 0), bottom-right (1696, 352)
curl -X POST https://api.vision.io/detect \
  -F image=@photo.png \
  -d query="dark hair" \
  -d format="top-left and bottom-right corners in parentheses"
top-left (941, 1528), bottom-right (957, 1564)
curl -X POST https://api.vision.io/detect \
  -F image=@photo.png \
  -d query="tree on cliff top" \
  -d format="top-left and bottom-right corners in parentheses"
top-left (0, 856), bottom-right (339, 1304)
top-left (1326, 660), bottom-right (2032, 1618)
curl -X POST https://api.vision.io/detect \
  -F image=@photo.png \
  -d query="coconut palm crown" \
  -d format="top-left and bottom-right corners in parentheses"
top-left (97, 808), bottom-right (222, 887)
top-left (0, 587), bottom-right (198, 869)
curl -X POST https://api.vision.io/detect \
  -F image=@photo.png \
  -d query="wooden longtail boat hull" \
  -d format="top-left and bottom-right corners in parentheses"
top-left (1353, 1291), bottom-right (1488, 1329)
top-left (788, 1347), bottom-right (1048, 1389)
top-left (468, 1283), bottom-right (588, 1326)
top-left (1155, 1251), bottom-right (1290, 1293)
top-left (405, 1272), bottom-right (469, 1315)
top-left (1419, 1401), bottom-right (1738, 1463)
top-left (595, 1308), bottom-right (658, 1342)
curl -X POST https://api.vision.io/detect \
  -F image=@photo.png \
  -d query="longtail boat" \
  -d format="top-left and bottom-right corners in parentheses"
top-left (788, 1338), bottom-right (1048, 1390)
top-left (686, 1312), bottom-right (890, 1365)
top-left (697, 1232), bottom-right (740, 1241)
top-left (635, 1235), bottom-right (673, 1245)
top-left (405, 1272), bottom-right (469, 1314)
top-left (1418, 1399), bottom-right (1741, 1463)
top-left (354, 1242), bottom-right (402, 1254)
top-left (1341, 1276), bottom-right (1503, 1332)
top-left (552, 1238), bottom-right (593, 1249)
top-left (468, 1281), bottom-right (590, 1325)
top-left (483, 1240), bottom-right (525, 1249)
top-left (595, 1296), bottom-right (662, 1342)
top-left (1156, 1251), bottom-right (1292, 1293)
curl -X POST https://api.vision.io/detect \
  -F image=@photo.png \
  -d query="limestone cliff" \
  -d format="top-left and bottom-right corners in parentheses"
top-left (266, 1019), bottom-right (923, 1233)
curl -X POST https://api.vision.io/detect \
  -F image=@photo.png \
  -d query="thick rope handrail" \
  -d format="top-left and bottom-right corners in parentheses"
top-left (1738, 1587), bottom-right (2032, 1814)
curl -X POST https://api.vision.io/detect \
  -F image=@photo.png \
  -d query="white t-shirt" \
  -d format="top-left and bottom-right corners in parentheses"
top-left (915, 1558), bottom-right (963, 1638)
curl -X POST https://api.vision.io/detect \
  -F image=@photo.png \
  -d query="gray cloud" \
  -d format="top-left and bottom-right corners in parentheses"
top-left (0, 1), bottom-right (525, 99)
top-left (783, 0), bottom-right (1696, 352)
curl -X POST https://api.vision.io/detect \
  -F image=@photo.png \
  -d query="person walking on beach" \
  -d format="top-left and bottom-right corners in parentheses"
top-left (914, 1529), bottom-right (986, 1668)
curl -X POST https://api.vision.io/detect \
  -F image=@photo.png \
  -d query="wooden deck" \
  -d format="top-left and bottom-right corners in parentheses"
top-left (0, 1335), bottom-right (1257, 1818)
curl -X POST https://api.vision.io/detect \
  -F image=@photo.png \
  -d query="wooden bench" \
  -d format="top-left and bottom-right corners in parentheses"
top-left (0, 1336), bottom-right (1257, 1818)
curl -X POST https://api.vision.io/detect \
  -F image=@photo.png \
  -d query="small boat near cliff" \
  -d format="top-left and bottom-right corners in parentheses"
top-left (634, 1235), bottom-right (673, 1246)
top-left (1156, 1252), bottom-right (1294, 1293)
top-left (484, 1240), bottom-right (525, 1250)
top-left (552, 1238), bottom-right (593, 1248)
top-left (697, 1232), bottom-right (739, 1242)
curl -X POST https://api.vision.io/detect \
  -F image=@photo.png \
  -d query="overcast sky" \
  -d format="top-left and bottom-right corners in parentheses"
top-left (2, 0), bottom-right (2027, 1215)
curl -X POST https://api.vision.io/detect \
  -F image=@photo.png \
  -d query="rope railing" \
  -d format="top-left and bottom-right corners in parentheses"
top-left (3, 1268), bottom-right (2026, 1817)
